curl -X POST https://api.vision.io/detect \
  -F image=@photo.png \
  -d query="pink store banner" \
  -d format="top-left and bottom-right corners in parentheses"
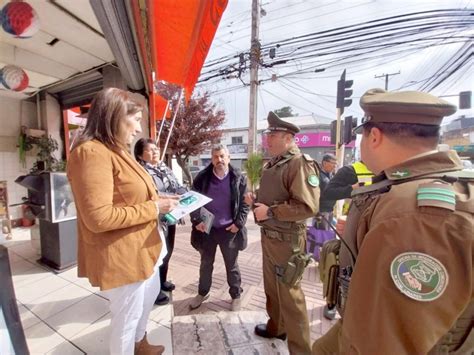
top-left (263, 131), bottom-right (355, 148)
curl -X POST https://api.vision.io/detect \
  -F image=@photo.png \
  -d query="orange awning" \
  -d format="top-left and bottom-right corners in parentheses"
top-left (148, 0), bottom-right (228, 102)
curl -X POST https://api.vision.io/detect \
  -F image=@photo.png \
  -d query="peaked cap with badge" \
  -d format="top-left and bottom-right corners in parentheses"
top-left (264, 111), bottom-right (300, 135)
top-left (353, 88), bottom-right (457, 133)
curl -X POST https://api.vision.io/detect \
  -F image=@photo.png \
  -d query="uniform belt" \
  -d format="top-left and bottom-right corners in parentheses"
top-left (263, 229), bottom-right (294, 242)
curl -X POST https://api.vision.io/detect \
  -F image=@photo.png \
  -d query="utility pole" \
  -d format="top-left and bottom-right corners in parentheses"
top-left (374, 71), bottom-right (400, 90)
top-left (247, 0), bottom-right (260, 155)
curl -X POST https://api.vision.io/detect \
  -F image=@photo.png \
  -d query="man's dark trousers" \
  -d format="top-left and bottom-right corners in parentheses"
top-left (198, 227), bottom-right (242, 299)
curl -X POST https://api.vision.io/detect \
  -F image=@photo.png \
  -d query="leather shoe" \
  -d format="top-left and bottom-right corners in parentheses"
top-left (154, 291), bottom-right (169, 306)
top-left (254, 324), bottom-right (287, 340)
top-left (162, 281), bottom-right (175, 292)
top-left (189, 293), bottom-right (209, 310)
top-left (134, 332), bottom-right (164, 354)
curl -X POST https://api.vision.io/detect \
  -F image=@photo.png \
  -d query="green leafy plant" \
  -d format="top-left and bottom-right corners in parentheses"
top-left (29, 135), bottom-right (65, 173)
top-left (244, 152), bottom-right (263, 192)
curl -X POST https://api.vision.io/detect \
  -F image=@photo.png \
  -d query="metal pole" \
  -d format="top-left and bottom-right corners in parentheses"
top-left (155, 100), bottom-right (170, 145)
top-left (160, 89), bottom-right (184, 163)
top-left (334, 107), bottom-right (345, 218)
top-left (248, 0), bottom-right (260, 155)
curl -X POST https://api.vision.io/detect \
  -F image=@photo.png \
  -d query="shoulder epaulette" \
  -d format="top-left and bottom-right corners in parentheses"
top-left (303, 154), bottom-right (313, 162)
top-left (417, 182), bottom-right (456, 211)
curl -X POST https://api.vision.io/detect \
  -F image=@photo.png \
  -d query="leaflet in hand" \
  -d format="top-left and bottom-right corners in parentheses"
top-left (200, 207), bottom-right (215, 234)
top-left (164, 191), bottom-right (212, 224)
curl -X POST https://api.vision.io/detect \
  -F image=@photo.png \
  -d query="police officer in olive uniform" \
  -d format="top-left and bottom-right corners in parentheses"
top-left (245, 112), bottom-right (320, 355)
top-left (313, 89), bottom-right (474, 354)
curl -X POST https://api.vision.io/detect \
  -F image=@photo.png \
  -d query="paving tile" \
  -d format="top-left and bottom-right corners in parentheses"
top-left (24, 321), bottom-right (66, 354)
top-left (10, 258), bottom-right (38, 275)
top-left (25, 283), bottom-right (92, 320)
top-left (17, 304), bottom-right (42, 330)
top-left (172, 311), bottom-right (288, 354)
top-left (46, 340), bottom-right (85, 354)
top-left (7, 241), bottom-right (39, 260)
top-left (11, 263), bottom-right (51, 288)
top-left (57, 267), bottom-right (101, 294)
top-left (15, 274), bottom-right (72, 304)
top-left (149, 303), bottom-right (174, 327)
top-left (45, 294), bottom-right (109, 339)
top-left (146, 321), bottom-right (173, 355)
top-left (68, 313), bottom-right (111, 355)
top-left (7, 249), bottom-right (22, 263)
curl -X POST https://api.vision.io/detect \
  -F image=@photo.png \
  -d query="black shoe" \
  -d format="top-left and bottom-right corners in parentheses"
top-left (323, 305), bottom-right (336, 320)
top-left (154, 291), bottom-right (169, 306)
top-left (162, 281), bottom-right (175, 292)
top-left (254, 324), bottom-right (287, 340)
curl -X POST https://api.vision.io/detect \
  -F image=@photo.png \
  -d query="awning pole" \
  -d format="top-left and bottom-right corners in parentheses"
top-left (160, 88), bottom-right (184, 162)
top-left (155, 100), bottom-right (170, 145)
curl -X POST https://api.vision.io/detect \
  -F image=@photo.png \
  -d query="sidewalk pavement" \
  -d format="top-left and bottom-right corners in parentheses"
top-left (3, 214), bottom-right (337, 354)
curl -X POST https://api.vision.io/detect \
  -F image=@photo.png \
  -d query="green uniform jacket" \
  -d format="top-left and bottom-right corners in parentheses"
top-left (339, 150), bottom-right (474, 354)
top-left (257, 145), bottom-right (320, 232)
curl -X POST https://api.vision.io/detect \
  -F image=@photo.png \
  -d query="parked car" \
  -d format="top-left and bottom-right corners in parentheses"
top-left (183, 166), bottom-right (205, 186)
top-left (189, 166), bottom-right (204, 179)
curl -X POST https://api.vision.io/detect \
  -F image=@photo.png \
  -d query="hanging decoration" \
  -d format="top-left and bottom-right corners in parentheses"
top-left (0, 65), bottom-right (29, 91)
top-left (0, 1), bottom-right (40, 38)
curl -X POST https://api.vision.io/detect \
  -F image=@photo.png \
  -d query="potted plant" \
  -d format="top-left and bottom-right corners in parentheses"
top-left (244, 152), bottom-right (263, 193)
top-left (28, 135), bottom-right (66, 174)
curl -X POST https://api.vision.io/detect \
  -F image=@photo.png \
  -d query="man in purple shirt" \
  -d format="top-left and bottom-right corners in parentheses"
top-left (189, 145), bottom-right (249, 311)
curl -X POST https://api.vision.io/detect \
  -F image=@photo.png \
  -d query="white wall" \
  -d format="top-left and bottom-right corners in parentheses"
top-left (0, 95), bottom-right (38, 218)
top-left (41, 94), bottom-right (63, 160)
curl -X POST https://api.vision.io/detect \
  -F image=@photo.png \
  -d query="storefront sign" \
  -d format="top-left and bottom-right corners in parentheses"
top-left (263, 131), bottom-right (355, 148)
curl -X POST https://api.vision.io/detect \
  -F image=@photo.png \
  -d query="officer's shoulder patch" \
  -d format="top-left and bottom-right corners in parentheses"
top-left (417, 182), bottom-right (455, 211)
top-left (390, 169), bottom-right (410, 179)
top-left (303, 154), bottom-right (313, 162)
top-left (390, 252), bottom-right (448, 302)
top-left (307, 174), bottom-right (319, 187)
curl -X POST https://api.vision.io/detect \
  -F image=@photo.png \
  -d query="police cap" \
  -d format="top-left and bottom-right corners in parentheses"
top-left (264, 111), bottom-right (300, 135)
top-left (353, 88), bottom-right (456, 133)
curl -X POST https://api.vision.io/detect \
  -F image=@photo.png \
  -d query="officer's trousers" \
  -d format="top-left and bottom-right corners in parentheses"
top-left (312, 320), bottom-right (342, 354)
top-left (261, 230), bottom-right (311, 355)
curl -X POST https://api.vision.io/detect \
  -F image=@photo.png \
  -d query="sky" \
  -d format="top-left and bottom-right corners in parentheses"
top-left (195, 0), bottom-right (473, 129)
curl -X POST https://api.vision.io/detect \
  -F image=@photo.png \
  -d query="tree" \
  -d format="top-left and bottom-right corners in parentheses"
top-left (157, 85), bottom-right (225, 184)
top-left (274, 106), bottom-right (297, 117)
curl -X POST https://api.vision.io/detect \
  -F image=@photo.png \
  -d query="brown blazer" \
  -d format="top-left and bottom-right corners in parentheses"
top-left (67, 140), bottom-right (161, 291)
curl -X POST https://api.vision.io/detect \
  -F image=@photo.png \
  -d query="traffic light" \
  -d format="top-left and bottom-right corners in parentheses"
top-left (336, 69), bottom-right (354, 114)
top-left (343, 116), bottom-right (357, 144)
top-left (330, 120), bottom-right (342, 145)
top-left (459, 91), bottom-right (472, 109)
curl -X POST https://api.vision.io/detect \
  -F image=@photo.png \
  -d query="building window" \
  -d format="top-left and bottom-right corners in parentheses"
top-left (231, 136), bottom-right (243, 144)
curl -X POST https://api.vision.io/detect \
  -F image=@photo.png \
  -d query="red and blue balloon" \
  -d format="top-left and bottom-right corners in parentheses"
top-left (1, 1), bottom-right (40, 38)
top-left (0, 65), bottom-right (29, 91)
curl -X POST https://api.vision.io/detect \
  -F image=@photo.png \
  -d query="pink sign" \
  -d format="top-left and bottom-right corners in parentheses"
top-left (263, 131), bottom-right (355, 148)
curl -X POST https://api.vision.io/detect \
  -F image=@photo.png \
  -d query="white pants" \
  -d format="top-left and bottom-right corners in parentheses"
top-left (102, 228), bottom-right (167, 355)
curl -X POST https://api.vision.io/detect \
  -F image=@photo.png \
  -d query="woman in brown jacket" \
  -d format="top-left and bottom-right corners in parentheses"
top-left (67, 88), bottom-right (178, 355)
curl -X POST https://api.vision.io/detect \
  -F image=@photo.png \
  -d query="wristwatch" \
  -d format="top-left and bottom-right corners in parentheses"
top-left (266, 207), bottom-right (274, 219)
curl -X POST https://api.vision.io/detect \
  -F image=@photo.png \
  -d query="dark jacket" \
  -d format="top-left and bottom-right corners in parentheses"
top-left (141, 162), bottom-right (187, 195)
top-left (319, 170), bottom-right (336, 212)
top-left (190, 164), bottom-right (249, 251)
top-left (322, 165), bottom-right (357, 201)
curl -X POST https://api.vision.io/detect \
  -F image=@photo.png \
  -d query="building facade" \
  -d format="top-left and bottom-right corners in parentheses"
top-left (192, 115), bottom-right (355, 169)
